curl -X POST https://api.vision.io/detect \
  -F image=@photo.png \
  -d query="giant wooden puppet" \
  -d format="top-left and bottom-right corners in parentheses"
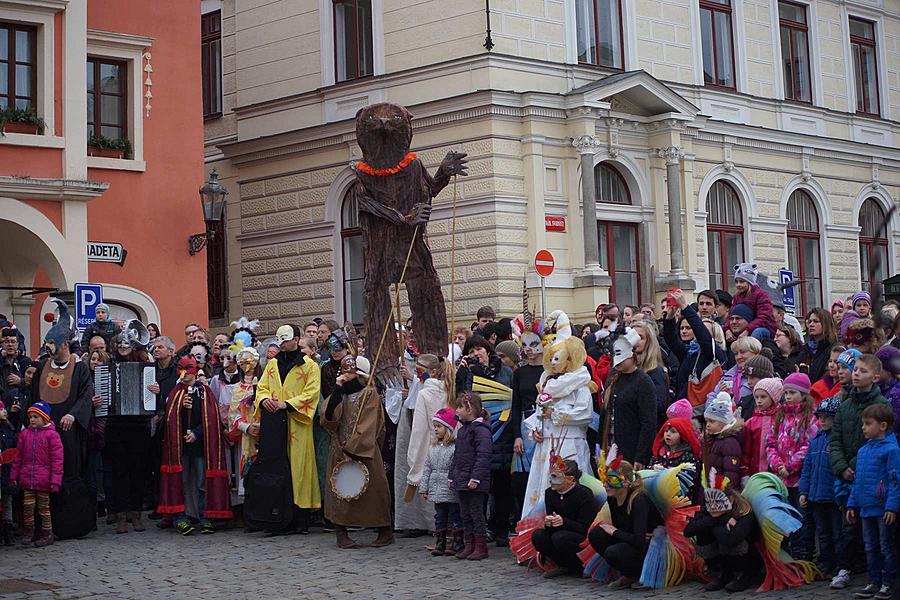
top-left (348, 103), bottom-right (467, 380)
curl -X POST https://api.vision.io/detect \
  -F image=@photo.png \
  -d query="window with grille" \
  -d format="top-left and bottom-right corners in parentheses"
top-left (201, 11), bottom-right (223, 119)
top-left (699, 0), bottom-right (735, 89)
top-left (87, 58), bottom-right (127, 142)
top-left (342, 191), bottom-right (365, 325)
top-left (786, 190), bottom-right (821, 314)
top-left (206, 211), bottom-right (227, 320)
top-left (859, 198), bottom-right (888, 291)
top-left (575, 0), bottom-right (624, 70)
top-left (706, 180), bottom-right (744, 291)
top-left (594, 162), bottom-right (631, 205)
top-left (778, 1), bottom-right (811, 103)
top-left (334, 0), bottom-right (373, 82)
top-left (849, 17), bottom-right (879, 116)
top-left (0, 22), bottom-right (37, 111)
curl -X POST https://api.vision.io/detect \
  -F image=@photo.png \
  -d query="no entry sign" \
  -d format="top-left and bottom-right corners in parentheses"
top-left (534, 249), bottom-right (555, 278)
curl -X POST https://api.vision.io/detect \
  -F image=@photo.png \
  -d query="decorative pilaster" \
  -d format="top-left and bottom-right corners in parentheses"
top-left (656, 145), bottom-right (695, 291)
top-left (573, 134), bottom-right (602, 271)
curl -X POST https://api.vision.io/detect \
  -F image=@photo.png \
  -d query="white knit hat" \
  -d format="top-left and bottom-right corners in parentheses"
top-left (704, 392), bottom-right (736, 426)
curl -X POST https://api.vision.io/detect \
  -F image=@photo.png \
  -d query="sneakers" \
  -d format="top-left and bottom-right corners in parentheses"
top-left (855, 583), bottom-right (881, 599)
top-left (175, 521), bottom-right (195, 536)
top-left (831, 570), bottom-right (852, 589)
top-left (874, 585), bottom-right (894, 600)
top-left (201, 522), bottom-right (215, 535)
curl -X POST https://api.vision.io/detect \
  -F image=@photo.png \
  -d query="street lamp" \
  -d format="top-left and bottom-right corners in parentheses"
top-left (189, 169), bottom-right (228, 256)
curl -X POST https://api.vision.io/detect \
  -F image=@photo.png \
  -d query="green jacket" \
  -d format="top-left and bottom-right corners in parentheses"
top-left (829, 386), bottom-right (888, 477)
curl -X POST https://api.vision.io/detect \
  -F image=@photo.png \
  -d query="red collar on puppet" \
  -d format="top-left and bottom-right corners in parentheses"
top-left (356, 152), bottom-right (417, 176)
top-left (598, 443), bottom-right (630, 489)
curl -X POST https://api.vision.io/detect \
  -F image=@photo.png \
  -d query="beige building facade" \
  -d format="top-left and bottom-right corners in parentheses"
top-left (202, 0), bottom-right (900, 332)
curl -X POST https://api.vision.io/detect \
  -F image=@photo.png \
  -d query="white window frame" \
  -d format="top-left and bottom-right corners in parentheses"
top-left (0, 4), bottom-right (60, 148)
top-left (86, 30), bottom-right (153, 171)
top-left (769, 0), bottom-right (822, 106)
top-left (319, 0), bottom-right (384, 88)
top-left (841, 5), bottom-right (889, 119)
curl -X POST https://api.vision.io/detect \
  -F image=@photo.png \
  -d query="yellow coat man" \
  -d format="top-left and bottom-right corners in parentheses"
top-left (255, 326), bottom-right (322, 510)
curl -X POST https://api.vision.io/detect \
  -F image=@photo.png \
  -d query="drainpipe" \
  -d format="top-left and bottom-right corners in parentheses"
top-left (483, 0), bottom-right (494, 50)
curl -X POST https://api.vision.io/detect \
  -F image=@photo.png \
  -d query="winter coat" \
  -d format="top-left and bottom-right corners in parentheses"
top-left (830, 386), bottom-right (889, 478)
top-left (419, 441), bottom-right (458, 504)
top-left (663, 305), bottom-right (727, 400)
top-left (9, 422), bottom-right (63, 493)
top-left (0, 420), bottom-right (17, 493)
top-left (798, 428), bottom-right (836, 503)
top-left (448, 418), bottom-right (492, 493)
top-left (741, 403), bottom-right (778, 478)
top-left (731, 284), bottom-right (777, 335)
top-left (455, 356), bottom-right (515, 472)
top-left (708, 421), bottom-right (743, 486)
top-left (879, 378), bottom-right (900, 437)
top-left (810, 377), bottom-right (841, 407)
top-left (599, 369), bottom-right (657, 466)
top-left (79, 319), bottom-right (121, 349)
top-left (766, 403), bottom-right (817, 488)
top-left (847, 434), bottom-right (900, 518)
top-left (802, 338), bottom-right (835, 385)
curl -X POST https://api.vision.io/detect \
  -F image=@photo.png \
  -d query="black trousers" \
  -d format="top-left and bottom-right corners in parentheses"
top-left (106, 420), bottom-right (151, 513)
top-left (488, 468), bottom-right (513, 539)
top-left (533, 528), bottom-right (585, 571)
top-left (588, 526), bottom-right (644, 578)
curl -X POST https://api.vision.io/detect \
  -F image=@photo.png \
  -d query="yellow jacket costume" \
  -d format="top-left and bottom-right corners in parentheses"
top-left (255, 354), bottom-right (322, 509)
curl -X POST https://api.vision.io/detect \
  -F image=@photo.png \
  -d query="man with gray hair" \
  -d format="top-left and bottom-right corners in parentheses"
top-left (147, 335), bottom-right (179, 520)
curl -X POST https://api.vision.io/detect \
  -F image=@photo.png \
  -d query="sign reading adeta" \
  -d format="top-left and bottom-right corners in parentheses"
top-left (87, 241), bottom-right (127, 266)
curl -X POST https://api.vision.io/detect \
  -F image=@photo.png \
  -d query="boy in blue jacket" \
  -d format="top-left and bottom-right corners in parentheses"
top-left (846, 403), bottom-right (900, 600)
top-left (799, 395), bottom-right (841, 578)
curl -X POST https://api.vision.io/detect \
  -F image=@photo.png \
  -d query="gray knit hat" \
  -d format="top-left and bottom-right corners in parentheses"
top-left (704, 392), bottom-right (736, 427)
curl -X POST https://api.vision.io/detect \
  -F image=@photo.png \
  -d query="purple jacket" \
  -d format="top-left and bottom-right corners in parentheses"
top-left (708, 424), bottom-right (743, 487)
top-left (731, 284), bottom-right (777, 335)
top-left (448, 418), bottom-right (492, 493)
top-left (879, 379), bottom-right (900, 437)
top-left (10, 422), bottom-right (64, 493)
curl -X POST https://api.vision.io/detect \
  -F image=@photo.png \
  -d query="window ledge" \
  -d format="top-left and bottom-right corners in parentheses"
top-left (87, 156), bottom-right (147, 172)
top-left (0, 134), bottom-right (65, 149)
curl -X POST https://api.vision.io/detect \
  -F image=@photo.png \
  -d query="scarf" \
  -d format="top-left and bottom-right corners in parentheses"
top-left (687, 340), bottom-right (700, 355)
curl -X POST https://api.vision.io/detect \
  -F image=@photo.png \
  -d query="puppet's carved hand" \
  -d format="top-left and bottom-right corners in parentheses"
top-left (407, 202), bottom-right (432, 225)
top-left (439, 151), bottom-right (468, 177)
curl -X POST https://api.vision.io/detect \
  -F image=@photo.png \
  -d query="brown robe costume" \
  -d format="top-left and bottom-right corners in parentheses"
top-left (319, 378), bottom-right (391, 528)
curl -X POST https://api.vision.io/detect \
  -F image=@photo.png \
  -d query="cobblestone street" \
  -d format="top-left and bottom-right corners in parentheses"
top-left (0, 522), bottom-right (862, 600)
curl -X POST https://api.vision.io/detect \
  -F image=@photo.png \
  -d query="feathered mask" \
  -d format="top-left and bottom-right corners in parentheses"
top-left (548, 433), bottom-right (575, 485)
top-left (703, 468), bottom-right (732, 512)
top-left (844, 323), bottom-right (875, 347)
top-left (230, 316), bottom-right (260, 348)
top-left (511, 278), bottom-right (545, 357)
top-left (177, 355), bottom-right (200, 377)
top-left (597, 443), bottom-right (629, 489)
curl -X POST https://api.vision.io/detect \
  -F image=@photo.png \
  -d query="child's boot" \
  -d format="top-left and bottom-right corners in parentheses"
top-left (431, 529), bottom-right (447, 556)
top-left (455, 533), bottom-right (474, 559)
top-left (128, 511), bottom-right (145, 532)
top-left (115, 512), bottom-right (128, 534)
top-left (19, 525), bottom-right (33, 546)
top-left (449, 528), bottom-right (464, 555)
top-left (467, 534), bottom-right (489, 560)
top-left (33, 527), bottom-right (53, 547)
top-left (725, 572), bottom-right (750, 593)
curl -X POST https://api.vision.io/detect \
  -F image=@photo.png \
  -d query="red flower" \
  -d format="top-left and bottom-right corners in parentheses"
top-left (356, 152), bottom-right (417, 176)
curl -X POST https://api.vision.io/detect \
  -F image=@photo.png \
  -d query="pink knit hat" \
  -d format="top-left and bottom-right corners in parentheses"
top-left (753, 378), bottom-right (784, 404)
top-left (667, 398), bottom-right (692, 420)
top-left (433, 407), bottom-right (459, 431)
top-left (782, 372), bottom-right (811, 395)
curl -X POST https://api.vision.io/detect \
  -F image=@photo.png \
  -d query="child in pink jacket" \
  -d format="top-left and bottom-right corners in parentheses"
top-left (731, 263), bottom-right (777, 339)
top-left (10, 401), bottom-right (63, 547)
top-left (742, 377), bottom-right (782, 480)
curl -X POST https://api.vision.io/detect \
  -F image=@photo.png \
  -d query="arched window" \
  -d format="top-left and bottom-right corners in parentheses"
top-left (859, 198), bottom-right (889, 291)
top-left (341, 190), bottom-right (365, 325)
top-left (706, 180), bottom-right (745, 291)
top-left (786, 190), bottom-right (821, 314)
top-left (595, 163), bottom-right (639, 305)
top-left (594, 163), bottom-right (631, 205)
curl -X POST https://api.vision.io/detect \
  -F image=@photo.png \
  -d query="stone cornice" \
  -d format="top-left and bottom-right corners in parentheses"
top-left (0, 176), bottom-right (109, 201)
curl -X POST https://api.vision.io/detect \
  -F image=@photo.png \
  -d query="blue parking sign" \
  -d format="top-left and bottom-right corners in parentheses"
top-left (779, 269), bottom-right (795, 314)
top-left (74, 283), bottom-right (103, 329)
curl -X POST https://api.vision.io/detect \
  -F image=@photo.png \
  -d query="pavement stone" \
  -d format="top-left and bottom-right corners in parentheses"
top-left (0, 521), bottom-right (873, 599)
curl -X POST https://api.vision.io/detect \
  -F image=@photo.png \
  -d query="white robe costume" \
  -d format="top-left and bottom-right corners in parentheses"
top-left (520, 366), bottom-right (593, 518)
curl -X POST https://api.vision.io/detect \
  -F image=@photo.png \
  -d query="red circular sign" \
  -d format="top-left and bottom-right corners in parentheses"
top-left (534, 249), bottom-right (555, 278)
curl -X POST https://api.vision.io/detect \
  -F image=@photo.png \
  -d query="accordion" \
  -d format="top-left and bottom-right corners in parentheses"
top-left (94, 362), bottom-right (157, 417)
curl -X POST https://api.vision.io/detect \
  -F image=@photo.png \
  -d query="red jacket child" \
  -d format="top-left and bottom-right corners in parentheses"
top-left (10, 401), bottom-right (64, 493)
top-left (731, 263), bottom-right (777, 336)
